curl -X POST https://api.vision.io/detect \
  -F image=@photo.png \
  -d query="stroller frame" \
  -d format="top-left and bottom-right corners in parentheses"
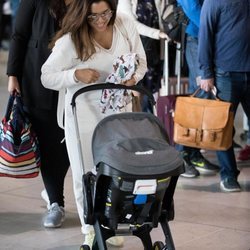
top-left (71, 84), bottom-right (184, 250)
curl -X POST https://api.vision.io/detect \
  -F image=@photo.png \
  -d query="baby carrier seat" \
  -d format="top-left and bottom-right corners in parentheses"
top-left (82, 112), bottom-right (184, 250)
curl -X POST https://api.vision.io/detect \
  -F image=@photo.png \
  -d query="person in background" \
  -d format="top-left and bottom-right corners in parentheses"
top-left (41, 0), bottom-right (147, 248)
top-left (0, 0), bottom-right (3, 48)
top-left (6, 0), bottom-right (70, 228)
top-left (117, 0), bottom-right (168, 113)
top-left (237, 117), bottom-right (250, 161)
top-left (175, 0), bottom-right (219, 178)
top-left (198, 0), bottom-right (250, 192)
top-left (0, 0), bottom-right (11, 50)
top-left (10, 0), bottom-right (20, 31)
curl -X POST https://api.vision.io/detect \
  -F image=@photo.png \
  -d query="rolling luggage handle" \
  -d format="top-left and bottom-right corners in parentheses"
top-left (161, 39), bottom-right (182, 96)
top-left (71, 83), bottom-right (156, 108)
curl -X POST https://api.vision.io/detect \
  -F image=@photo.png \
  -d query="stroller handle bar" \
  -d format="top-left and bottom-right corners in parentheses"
top-left (71, 83), bottom-right (156, 108)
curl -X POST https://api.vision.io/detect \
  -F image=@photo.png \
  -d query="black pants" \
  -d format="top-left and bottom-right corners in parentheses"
top-left (27, 106), bottom-right (70, 207)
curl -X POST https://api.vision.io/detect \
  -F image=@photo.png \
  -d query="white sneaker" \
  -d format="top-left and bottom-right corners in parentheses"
top-left (41, 189), bottom-right (50, 209)
top-left (106, 236), bottom-right (124, 247)
top-left (83, 232), bottom-right (124, 248)
top-left (83, 231), bottom-right (95, 249)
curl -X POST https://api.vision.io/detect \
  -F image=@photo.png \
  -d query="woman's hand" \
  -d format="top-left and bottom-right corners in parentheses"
top-left (74, 69), bottom-right (100, 84)
top-left (8, 76), bottom-right (21, 94)
top-left (159, 31), bottom-right (170, 41)
top-left (123, 76), bottom-right (136, 86)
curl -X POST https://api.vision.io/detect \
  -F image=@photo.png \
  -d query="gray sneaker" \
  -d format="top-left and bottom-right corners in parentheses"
top-left (220, 178), bottom-right (241, 192)
top-left (181, 160), bottom-right (200, 178)
top-left (43, 202), bottom-right (65, 228)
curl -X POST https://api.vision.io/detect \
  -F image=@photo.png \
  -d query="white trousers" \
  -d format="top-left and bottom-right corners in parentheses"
top-left (64, 89), bottom-right (132, 234)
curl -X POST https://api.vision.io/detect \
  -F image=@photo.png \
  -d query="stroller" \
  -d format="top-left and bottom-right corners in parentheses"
top-left (71, 84), bottom-right (184, 250)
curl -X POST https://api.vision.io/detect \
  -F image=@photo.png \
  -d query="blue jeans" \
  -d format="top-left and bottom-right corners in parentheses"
top-left (185, 36), bottom-right (210, 97)
top-left (215, 68), bottom-right (250, 180)
top-left (185, 36), bottom-right (201, 93)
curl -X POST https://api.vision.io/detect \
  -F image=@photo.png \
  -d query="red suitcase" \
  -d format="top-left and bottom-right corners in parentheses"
top-left (156, 40), bottom-right (188, 145)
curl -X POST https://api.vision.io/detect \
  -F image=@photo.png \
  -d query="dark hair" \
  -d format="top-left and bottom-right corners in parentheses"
top-left (50, 0), bottom-right (117, 61)
top-left (48, 0), bottom-right (67, 27)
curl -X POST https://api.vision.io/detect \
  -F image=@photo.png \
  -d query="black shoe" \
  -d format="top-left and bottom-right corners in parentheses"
top-left (233, 140), bottom-right (242, 152)
top-left (181, 160), bottom-right (200, 178)
top-left (220, 178), bottom-right (241, 192)
top-left (191, 155), bottom-right (219, 175)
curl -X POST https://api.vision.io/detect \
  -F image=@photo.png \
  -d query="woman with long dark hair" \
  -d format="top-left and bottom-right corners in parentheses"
top-left (41, 0), bottom-right (147, 247)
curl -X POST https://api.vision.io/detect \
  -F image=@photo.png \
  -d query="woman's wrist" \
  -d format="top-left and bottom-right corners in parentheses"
top-left (73, 70), bottom-right (79, 83)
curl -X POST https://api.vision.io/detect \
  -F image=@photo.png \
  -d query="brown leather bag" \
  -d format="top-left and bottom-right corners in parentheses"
top-left (173, 88), bottom-right (234, 150)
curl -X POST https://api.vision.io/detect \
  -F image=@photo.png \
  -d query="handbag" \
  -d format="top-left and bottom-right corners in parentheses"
top-left (0, 92), bottom-right (41, 178)
top-left (173, 88), bottom-right (234, 150)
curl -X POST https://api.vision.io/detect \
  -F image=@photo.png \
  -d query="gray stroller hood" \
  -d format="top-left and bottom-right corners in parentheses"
top-left (92, 112), bottom-right (183, 176)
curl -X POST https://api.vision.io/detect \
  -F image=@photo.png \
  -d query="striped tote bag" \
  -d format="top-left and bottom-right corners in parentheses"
top-left (0, 92), bottom-right (41, 178)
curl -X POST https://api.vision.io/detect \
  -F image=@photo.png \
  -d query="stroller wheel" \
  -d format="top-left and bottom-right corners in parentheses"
top-left (79, 245), bottom-right (90, 250)
top-left (153, 241), bottom-right (165, 250)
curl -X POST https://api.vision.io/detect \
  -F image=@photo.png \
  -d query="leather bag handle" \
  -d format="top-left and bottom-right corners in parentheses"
top-left (191, 87), bottom-right (220, 101)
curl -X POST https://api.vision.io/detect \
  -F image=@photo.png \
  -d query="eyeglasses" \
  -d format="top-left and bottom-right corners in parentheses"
top-left (87, 10), bottom-right (113, 23)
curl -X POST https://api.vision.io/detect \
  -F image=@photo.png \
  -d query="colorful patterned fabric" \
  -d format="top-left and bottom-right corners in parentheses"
top-left (136, 0), bottom-right (163, 96)
top-left (136, 0), bottom-right (159, 29)
top-left (100, 53), bottom-right (139, 113)
top-left (0, 93), bottom-right (40, 178)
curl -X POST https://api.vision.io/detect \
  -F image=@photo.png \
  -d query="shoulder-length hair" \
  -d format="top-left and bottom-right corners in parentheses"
top-left (50, 0), bottom-right (117, 61)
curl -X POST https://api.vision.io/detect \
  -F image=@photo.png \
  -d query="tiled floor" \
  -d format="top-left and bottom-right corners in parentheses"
top-left (0, 50), bottom-right (250, 250)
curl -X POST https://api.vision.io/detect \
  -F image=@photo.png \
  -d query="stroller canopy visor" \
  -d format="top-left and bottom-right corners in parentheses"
top-left (92, 113), bottom-right (183, 176)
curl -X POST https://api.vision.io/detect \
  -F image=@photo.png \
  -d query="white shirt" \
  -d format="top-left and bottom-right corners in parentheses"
top-left (41, 14), bottom-right (147, 92)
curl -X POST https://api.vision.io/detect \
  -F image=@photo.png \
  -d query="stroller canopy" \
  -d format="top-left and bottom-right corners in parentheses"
top-left (92, 113), bottom-right (183, 176)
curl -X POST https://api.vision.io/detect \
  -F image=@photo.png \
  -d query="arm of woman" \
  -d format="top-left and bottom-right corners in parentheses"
top-left (117, 0), bottom-right (161, 40)
top-left (41, 34), bottom-right (89, 90)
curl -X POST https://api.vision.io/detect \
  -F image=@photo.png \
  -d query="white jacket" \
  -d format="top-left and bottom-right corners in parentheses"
top-left (41, 14), bottom-right (147, 128)
top-left (117, 0), bottom-right (165, 40)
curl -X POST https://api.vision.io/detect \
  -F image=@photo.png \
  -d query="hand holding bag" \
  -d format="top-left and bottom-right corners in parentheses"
top-left (0, 92), bottom-right (41, 178)
top-left (173, 88), bottom-right (234, 150)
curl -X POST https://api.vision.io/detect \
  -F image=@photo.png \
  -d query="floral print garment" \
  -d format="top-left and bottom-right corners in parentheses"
top-left (100, 53), bottom-right (139, 113)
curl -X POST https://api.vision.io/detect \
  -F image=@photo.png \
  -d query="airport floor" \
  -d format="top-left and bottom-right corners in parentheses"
top-left (0, 50), bottom-right (250, 250)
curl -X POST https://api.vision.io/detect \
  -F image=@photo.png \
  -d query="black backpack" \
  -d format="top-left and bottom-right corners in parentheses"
top-left (161, 0), bottom-right (189, 43)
